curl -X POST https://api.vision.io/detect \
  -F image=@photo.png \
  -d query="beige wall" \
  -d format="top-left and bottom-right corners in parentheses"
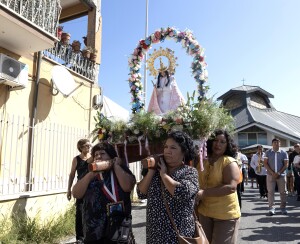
top-left (0, 50), bottom-right (100, 224)
top-left (0, 193), bottom-right (73, 226)
top-left (0, 53), bottom-right (100, 130)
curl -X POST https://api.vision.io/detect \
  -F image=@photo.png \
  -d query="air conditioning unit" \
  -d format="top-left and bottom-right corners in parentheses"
top-left (0, 53), bottom-right (28, 88)
top-left (93, 93), bottom-right (103, 110)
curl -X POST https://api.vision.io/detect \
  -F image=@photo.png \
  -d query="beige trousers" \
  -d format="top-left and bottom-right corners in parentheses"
top-left (198, 214), bottom-right (240, 244)
top-left (266, 175), bottom-right (287, 208)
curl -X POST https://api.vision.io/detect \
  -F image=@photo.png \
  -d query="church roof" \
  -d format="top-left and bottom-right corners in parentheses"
top-left (232, 105), bottom-right (300, 140)
top-left (217, 85), bottom-right (274, 100)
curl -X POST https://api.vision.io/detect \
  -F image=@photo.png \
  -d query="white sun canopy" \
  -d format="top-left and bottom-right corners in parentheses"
top-left (101, 96), bottom-right (130, 121)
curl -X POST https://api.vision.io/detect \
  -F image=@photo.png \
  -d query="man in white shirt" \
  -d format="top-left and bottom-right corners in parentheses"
top-left (251, 145), bottom-right (267, 198)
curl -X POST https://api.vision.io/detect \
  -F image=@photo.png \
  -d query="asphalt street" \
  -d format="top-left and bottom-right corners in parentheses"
top-left (62, 184), bottom-right (300, 243)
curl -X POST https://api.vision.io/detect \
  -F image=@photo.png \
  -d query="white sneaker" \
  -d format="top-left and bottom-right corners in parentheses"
top-left (268, 208), bottom-right (275, 216)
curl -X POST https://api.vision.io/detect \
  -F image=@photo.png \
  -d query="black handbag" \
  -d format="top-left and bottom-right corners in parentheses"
top-left (106, 212), bottom-right (135, 244)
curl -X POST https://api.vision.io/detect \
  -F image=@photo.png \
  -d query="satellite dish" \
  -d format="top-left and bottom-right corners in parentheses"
top-left (51, 65), bottom-right (76, 97)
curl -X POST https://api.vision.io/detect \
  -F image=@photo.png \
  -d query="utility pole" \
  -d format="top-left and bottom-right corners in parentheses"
top-left (143, 0), bottom-right (149, 108)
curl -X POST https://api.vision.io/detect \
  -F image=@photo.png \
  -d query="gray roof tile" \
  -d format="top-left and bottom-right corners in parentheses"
top-left (233, 105), bottom-right (300, 139)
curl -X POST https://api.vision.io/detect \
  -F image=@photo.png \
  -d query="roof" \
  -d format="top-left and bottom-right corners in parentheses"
top-left (217, 85), bottom-right (274, 100)
top-left (232, 105), bottom-right (300, 140)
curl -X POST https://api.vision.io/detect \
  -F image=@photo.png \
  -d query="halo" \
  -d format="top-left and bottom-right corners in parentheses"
top-left (146, 47), bottom-right (178, 77)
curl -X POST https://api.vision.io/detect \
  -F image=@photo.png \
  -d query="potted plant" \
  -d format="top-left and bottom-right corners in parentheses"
top-left (71, 40), bottom-right (81, 52)
top-left (57, 25), bottom-right (63, 40)
top-left (82, 46), bottom-right (92, 59)
top-left (61, 32), bottom-right (71, 45)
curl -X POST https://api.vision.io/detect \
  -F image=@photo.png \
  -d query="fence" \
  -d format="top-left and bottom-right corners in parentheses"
top-left (0, 113), bottom-right (88, 198)
top-left (0, 113), bottom-right (143, 200)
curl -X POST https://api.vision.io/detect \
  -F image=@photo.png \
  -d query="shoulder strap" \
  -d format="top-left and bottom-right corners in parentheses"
top-left (160, 180), bottom-right (199, 233)
top-left (160, 180), bottom-right (179, 234)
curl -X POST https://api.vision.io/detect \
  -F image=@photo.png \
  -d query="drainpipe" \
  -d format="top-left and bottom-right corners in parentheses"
top-left (88, 83), bottom-right (92, 135)
top-left (26, 51), bottom-right (42, 191)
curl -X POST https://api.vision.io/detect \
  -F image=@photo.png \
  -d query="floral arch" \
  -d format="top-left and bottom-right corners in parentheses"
top-left (128, 27), bottom-right (208, 113)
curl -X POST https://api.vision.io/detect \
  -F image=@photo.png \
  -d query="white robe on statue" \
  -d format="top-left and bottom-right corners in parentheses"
top-left (147, 76), bottom-right (185, 115)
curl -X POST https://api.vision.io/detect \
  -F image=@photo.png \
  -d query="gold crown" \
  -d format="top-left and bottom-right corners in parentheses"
top-left (158, 57), bottom-right (167, 72)
top-left (146, 47), bottom-right (178, 77)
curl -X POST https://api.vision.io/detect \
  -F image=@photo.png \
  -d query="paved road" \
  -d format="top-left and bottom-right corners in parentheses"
top-left (62, 184), bottom-right (300, 243)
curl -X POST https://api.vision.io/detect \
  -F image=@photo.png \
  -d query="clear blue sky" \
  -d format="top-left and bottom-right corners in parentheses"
top-left (64, 0), bottom-right (300, 117)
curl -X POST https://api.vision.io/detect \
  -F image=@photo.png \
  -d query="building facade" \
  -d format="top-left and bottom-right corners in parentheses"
top-left (218, 85), bottom-right (300, 155)
top-left (0, 0), bottom-right (102, 225)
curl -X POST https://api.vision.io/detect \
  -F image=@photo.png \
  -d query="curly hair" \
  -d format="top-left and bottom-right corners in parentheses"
top-left (91, 142), bottom-right (117, 159)
top-left (77, 139), bottom-right (90, 153)
top-left (166, 130), bottom-right (197, 165)
top-left (206, 129), bottom-right (235, 157)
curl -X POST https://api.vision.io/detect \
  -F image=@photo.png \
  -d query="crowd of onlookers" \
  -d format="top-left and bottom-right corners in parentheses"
top-left (236, 142), bottom-right (300, 216)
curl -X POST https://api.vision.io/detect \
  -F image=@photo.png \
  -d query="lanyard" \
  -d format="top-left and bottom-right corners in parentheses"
top-left (99, 171), bottom-right (119, 202)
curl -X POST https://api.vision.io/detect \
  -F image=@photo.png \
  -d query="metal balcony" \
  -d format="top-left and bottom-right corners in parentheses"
top-left (0, 0), bottom-right (61, 55)
top-left (43, 41), bottom-right (97, 81)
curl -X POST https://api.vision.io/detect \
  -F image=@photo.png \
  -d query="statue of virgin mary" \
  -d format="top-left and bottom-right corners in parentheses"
top-left (147, 58), bottom-right (185, 115)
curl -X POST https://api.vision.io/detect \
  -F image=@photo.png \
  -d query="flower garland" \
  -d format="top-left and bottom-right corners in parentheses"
top-left (128, 27), bottom-right (208, 113)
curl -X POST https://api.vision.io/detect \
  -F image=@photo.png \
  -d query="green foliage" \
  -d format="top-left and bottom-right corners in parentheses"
top-left (92, 111), bottom-right (127, 143)
top-left (177, 92), bottom-right (235, 138)
top-left (111, 119), bottom-right (128, 142)
top-left (128, 111), bottom-right (161, 141)
top-left (0, 205), bottom-right (75, 244)
top-left (92, 90), bottom-right (234, 144)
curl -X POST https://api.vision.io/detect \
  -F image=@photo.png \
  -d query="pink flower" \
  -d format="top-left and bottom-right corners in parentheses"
top-left (154, 31), bottom-right (161, 39)
top-left (139, 40), bottom-right (148, 49)
top-left (175, 118), bottom-right (183, 124)
top-left (152, 38), bottom-right (159, 43)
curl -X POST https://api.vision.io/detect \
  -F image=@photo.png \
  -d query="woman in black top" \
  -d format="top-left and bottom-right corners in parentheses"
top-left (67, 139), bottom-right (91, 243)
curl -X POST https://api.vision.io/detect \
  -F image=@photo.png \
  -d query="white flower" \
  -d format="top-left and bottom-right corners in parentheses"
top-left (171, 125), bottom-right (183, 131)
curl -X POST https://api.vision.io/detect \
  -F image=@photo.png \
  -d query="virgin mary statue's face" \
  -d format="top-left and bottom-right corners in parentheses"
top-left (160, 71), bottom-right (167, 77)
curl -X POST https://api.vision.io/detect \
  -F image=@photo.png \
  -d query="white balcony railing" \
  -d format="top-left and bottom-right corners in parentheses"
top-left (0, 0), bottom-right (61, 37)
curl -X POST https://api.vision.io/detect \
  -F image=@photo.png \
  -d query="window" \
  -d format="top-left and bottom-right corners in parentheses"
top-left (238, 132), bottom-right (267, 146)
top-left (248, 133), bottom-right (257, 145)
top-left (238, 133), bottom-right (248, 147)
top-left (257, 133), bottom-right (267, 145)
